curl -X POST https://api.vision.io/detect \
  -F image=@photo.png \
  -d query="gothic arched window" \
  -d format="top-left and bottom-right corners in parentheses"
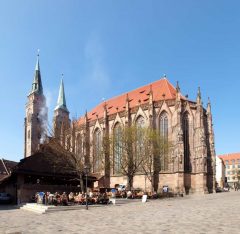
top-left (136, 115), bottom-right (145, 128)
top-left (183, 112), bottom-right (190, 172)
top-left (76, 134), bottom-right (83, 157)
top-left (93, 128), bottom-right (102, 172)
top-left (113, 123), bottom-right (122, 174)
top-left (136, 116), bottom-right (145, 169)
top-left (66, 137), bottom-right (71, 151)
top-left (160, 112), bottom-right (169, 171)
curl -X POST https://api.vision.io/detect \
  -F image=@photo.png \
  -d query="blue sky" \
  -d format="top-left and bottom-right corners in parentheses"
top-left (0, 0), bottom-right (239, 161)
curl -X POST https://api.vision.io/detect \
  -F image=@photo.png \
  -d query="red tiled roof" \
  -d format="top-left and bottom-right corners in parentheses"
top-left (218, 153), bottom-right (240, 164)
top-left (77, 78), bottom-right (185, 125)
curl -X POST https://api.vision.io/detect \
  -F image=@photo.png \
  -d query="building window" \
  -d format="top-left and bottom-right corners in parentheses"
top-left (160, 112), bottom-right (168, 171)
top-left (232, 159), bottom-right (235, 164)
top-left (225, 160), bottom-right (229, 165)
top-left (238, 165), bottom-right (240, 168)
top-left (28, 130), bottom-right (30, 139)
top-left (76, 134), bottom-right (83, 158)
top-left (66, 137), bottom-right (71, 151)
top-left (183, 112), bottom-right (190, 172)
top-left (113, 123), bottom-right (122, 174)
top-left (93, 128), bottom-right (102, 172)
top-left (232, 165), bottom-right (235, 169)
top-left (136, 116), bottom-right (145, 171)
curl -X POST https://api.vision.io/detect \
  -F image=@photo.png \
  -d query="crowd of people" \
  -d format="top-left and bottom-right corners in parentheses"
top-left (33, 189), bottom-right (161, 206)
top-left (34, 191), bottom-right (110, 206)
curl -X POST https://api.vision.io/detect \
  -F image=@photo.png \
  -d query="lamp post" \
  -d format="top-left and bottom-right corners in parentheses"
top-left (84, 164), bottom-right (91, 210)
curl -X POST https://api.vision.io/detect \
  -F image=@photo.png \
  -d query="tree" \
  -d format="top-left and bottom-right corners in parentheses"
top-left (140, 128), bottom-right (170, 192)
top-left (44, 123), bottom-right (86, 192)
top-left (110, 125), bottom-right (171, 192)
top-left (110, 125), bottom-right (145, 190)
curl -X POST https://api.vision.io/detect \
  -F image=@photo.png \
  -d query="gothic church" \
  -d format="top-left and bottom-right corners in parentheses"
top-left (25, 55), bottom-right (216, 194)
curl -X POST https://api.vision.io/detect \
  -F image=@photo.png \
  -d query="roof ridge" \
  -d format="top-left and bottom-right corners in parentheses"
top-left (91, 78), bottom-right (170, 108)
top-left (1, 158), bottom-right (9, 175)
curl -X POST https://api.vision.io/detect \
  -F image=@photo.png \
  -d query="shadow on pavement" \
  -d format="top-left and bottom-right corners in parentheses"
top-left (0, 204), bottom-right (19, 211)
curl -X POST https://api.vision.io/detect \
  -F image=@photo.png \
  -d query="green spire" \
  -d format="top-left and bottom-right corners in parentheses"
top-left (31, 53), bottom-right (43, 95)
top-left (55, 76), bottom-right (69, 112)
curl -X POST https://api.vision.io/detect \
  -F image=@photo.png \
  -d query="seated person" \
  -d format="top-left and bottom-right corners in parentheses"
top-left (61, 192), bottom-right (68, 206)
top-left (127, 190), bottom-right (132, 199)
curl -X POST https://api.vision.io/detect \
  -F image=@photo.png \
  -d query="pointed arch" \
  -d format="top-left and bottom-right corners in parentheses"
top-left (135, 115), bottom-right (145, 170)
top-left (159, 111), bottom-right (169, 171)
top-left (183, 112), bottom-right (191, 172)
top-left (76, 133), bottom-right (83, 157)
top-left (66, 136), bottom-right (71, 151)
top-left (133, 106), bottom-right (148, 124)
top-left (113, 122), bottom-right (122, 174)
top-left (135, 115), bottom-right (145, 127)
top-left (93, 128), bottom-right (102, 172)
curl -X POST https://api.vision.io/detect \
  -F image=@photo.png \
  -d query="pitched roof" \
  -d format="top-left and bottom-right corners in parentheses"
top-left (0, 159), bottom-right (18, 174)
top-left (218, 153), bottom-right (240, 163)
top-left (77, 78), bottom-right (185, 125)
top-left (0, 158), bottom-right (18, 181)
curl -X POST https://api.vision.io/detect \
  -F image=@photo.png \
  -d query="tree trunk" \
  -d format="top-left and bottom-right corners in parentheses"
top-left (79, 173), bottom-right (84, 192)
top-left (127, 175), bottom-right (133, 190)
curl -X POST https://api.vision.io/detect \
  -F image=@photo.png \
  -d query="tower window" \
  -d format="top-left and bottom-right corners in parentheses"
top-left (28, 130), bottom-right (30, 139)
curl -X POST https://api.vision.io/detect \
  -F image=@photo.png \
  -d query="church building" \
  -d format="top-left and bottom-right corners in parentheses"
top-left (25, 55), bottom-right (216, 194)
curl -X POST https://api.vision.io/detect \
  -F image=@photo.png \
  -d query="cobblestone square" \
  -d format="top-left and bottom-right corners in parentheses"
top-left (0, 191), bottom-right (239, 234)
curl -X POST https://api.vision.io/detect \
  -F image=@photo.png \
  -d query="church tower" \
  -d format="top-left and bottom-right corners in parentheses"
top-left (24, 54), bottom-right (48, 157)
top-left (53, 77), bottom-right (70, 145)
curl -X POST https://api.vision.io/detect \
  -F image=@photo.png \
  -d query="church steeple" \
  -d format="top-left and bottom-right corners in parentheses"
top-left (53, 76), bottom-right (70, 143)
top-left (31, 53), bottom-right (43, 95)
top-left (25, 52), bottom-right (47, 157)
top-left (55, 76), bottom-right (69, 112)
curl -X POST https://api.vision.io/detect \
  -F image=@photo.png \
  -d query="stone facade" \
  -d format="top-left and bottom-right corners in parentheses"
top-left (24, 55), bottom-right (47, 158)
top-left (24, 56), bottom-right (216, 194)
top-left (59, 78), bottom-right (216, 194)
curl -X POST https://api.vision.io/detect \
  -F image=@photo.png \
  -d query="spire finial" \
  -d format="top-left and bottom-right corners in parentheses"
top-left (35, 49), bottom-right (40, 71)
top-left (163, 74), bottom-right (167, 79)
top-left (126, 93), bottom-right (129, 102)
top-left (55, 77), bottom-right (69, 112)
top-left (207, 97), bottom-right (211, 113)
top-left (197, 86), bottom-right (202, 105)
top-left (150, 84), bottom-right (153, 93)
top-left (198, 86), bottom-right (201, 97)
top-left (31, 51), bottom-right (43, 95)
top-left (176, 81), bottom-right (180, 91)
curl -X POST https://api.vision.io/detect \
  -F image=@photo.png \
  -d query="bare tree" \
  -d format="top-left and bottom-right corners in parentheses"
top-left (140, 128), bottom-right (170, 192)
top-left (110, 125), bottom-right (171, 191)
top-left (110, 125), bottom-right (147, 190)
top-left (44, 123), bottom-right (86, 192)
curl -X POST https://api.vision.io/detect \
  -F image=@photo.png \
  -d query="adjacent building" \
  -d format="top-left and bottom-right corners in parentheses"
top-left (215, 156), bottom-right (225, 188)
top-left (218, 153), bottom-right (240, 186)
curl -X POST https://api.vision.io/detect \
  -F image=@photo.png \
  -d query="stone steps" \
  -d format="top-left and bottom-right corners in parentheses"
top-left (20, 203), bottom-right (88, 214)
top-left (20, 199), bottom-right (141, 214)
